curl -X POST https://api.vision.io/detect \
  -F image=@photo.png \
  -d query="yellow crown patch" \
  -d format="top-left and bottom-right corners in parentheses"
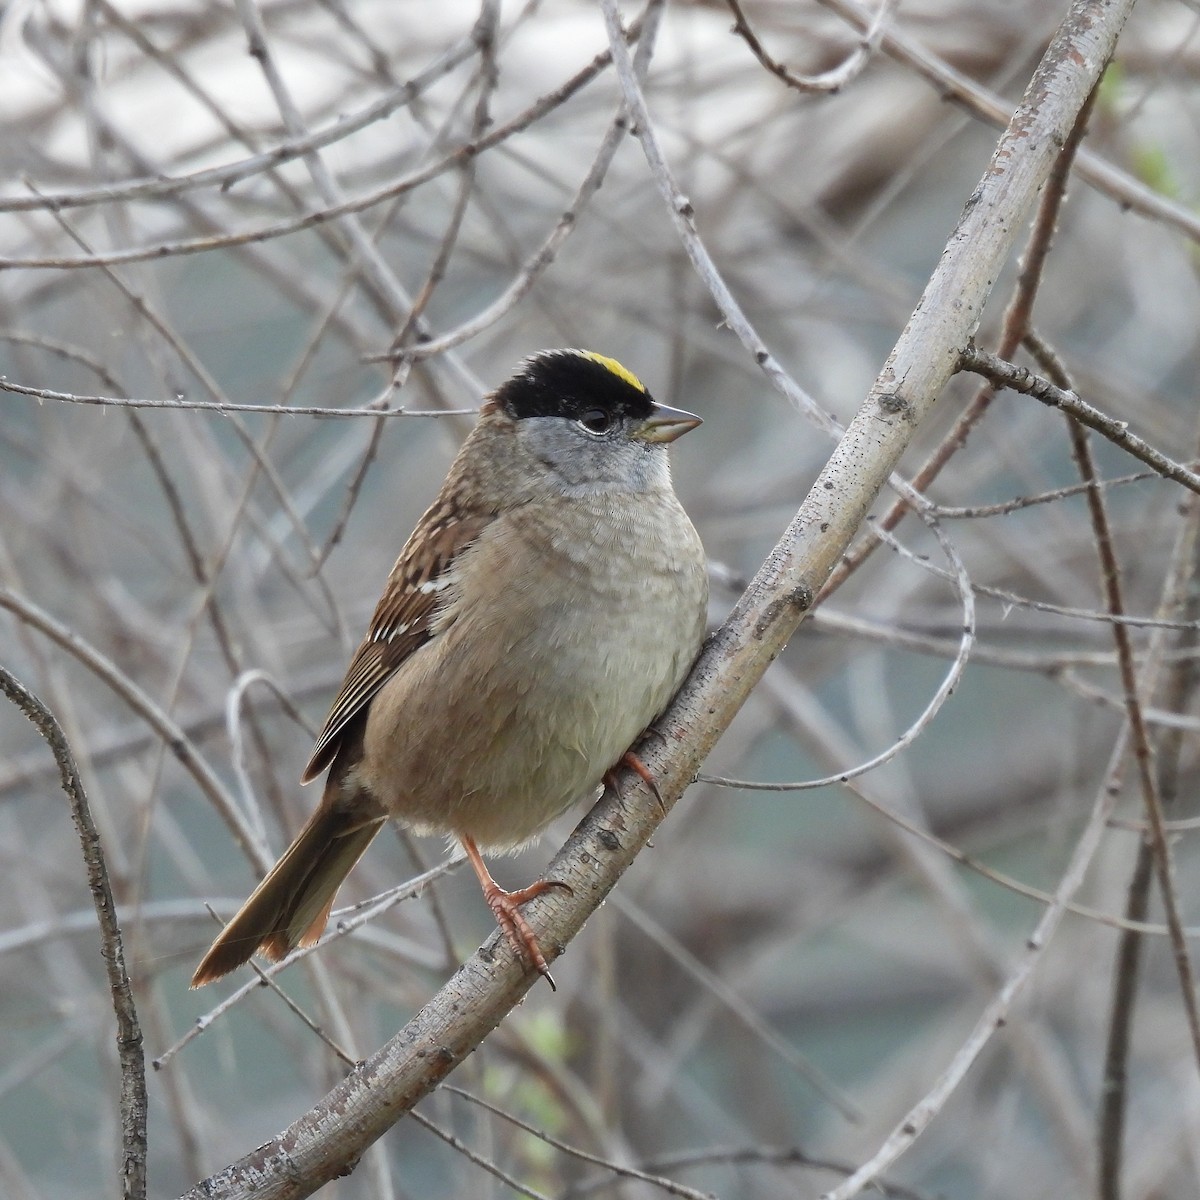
top-left (580, 351), bottom-right (645, 393)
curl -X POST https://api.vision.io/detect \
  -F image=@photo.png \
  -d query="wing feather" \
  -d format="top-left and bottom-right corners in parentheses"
top-left (301, 501), bottom-right (493, 783)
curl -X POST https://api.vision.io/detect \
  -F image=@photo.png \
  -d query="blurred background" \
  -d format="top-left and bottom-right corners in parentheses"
top-left (2, 0), bottom-right (1199, 1196)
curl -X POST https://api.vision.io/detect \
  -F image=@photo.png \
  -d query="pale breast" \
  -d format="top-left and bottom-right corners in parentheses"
top-left (358, 490), bottom-right (707, 852)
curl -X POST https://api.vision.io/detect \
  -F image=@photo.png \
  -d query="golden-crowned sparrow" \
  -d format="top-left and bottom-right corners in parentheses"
top-left (191, 349), bottom-right (707, 987)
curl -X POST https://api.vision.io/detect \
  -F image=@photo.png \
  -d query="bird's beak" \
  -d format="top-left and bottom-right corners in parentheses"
top-left (633, 402), bottom-right (703, 444)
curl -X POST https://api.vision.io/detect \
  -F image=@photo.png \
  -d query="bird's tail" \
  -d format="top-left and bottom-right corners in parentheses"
top-left (190, 796), bottom-right (385, 988)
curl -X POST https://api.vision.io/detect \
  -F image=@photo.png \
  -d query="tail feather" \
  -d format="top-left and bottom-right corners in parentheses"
top-left (191, 805), bottom-right (385, 988)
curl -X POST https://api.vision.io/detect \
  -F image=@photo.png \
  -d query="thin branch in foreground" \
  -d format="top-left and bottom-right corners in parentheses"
top-left (0, 667), bottom-right (147, 1200)
top-left (930, 468), bottom-right (1170, 519)
top-left (409, 1109), bottom-right (554, 1200)
top-left (958, 345), bottom-right (1200, 496)
top-left (0, 375), bottom-right (471, 417)
top-left (154, 859), bottom-right (455, 1070)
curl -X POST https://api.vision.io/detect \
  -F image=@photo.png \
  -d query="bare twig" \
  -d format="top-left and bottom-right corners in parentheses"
top-left (818, 0), bottom-right (1200, 245)
top-left (0, 587), bottom-right (271, 873)
top-left (154, 860), bottom-right (455, 1069)
top-left (821, 79), bottom-right (1099, 600)
top-left (725, 0), bottom-right (898, 94)
top-left (0, 667), bottom-right (147, 1200)
top-left (1065, 405), bottom-right (1200, 1065)
top-left (0, 37), bottom-right (480, 213)
top-left (959, 346), bottom-right (1200, 496)
top-left (0, 17), bottom-right (649, 271)
top-left (1045, 340), bottom-right (1200, 1192)
top-left (0, 376), bottom-right (471, 416)
top-left (1097, 496), bottom-right (1200, 1200)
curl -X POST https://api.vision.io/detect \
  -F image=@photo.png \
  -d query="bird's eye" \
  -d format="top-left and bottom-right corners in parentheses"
top-left (578, 409), bottom-right (613, 434)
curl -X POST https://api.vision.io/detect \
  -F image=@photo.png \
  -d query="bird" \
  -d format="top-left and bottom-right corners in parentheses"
top-left (191, 348), bottom-right (708, 988)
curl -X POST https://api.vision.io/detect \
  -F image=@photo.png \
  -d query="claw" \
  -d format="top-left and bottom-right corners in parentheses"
top-left (461, 836), bottom-right (571, 987)
top-left (618, 750), bottom-right (665, 812)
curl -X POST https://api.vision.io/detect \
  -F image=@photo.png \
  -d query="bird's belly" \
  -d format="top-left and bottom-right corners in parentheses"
top-left (360, 571), bottom-right (700, 852)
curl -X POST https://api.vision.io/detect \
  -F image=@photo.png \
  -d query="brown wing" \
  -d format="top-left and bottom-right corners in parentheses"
top-left (300, 499), bottom-right (494, 783)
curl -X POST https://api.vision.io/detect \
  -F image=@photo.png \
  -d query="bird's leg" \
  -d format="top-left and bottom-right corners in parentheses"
top-left (460, 835), bottom-right (570, 987)
top-left (604, 749), bottom-right (664, 812)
